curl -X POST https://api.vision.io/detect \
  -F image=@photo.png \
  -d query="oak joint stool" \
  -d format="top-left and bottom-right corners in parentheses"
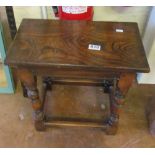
top-left (5, 19), bottom-right (149, 135)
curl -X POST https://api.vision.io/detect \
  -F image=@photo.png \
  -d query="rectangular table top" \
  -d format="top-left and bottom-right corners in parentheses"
top-left (5, 19), bottom-right (149, 73)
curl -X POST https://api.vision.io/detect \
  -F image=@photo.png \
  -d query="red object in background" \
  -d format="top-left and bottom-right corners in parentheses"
top-left (58, 6), bottom-right (93, 20)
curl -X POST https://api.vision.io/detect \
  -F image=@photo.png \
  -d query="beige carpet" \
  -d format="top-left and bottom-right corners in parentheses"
top-left (0, 83), bottom-right (155, 147)
top-left (0, 64), bottom-right (7, 87)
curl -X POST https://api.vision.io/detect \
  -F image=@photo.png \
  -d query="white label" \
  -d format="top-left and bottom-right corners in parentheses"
top-left (88, 44), bottom-right (101, 51)
top-left (116, 29), bottom-right (124, 33)
top-left (62, 6), bottom-right (87, 14)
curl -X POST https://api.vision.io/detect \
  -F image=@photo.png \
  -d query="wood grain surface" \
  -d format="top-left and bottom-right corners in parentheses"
top-left (5, 19), bottom-right (149, 73)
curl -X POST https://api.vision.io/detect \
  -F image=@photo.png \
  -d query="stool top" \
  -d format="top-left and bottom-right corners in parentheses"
top-left (5, 19), bottom-right (149, 73)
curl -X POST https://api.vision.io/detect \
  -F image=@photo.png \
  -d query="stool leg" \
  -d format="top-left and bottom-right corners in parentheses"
top-left (105, 73), bottom-right (135, 135)
top-left (21, 75), bottom-right (37, 98)
top-left (17, 68), bottom-right (45, 131)
top-left (43, 77), bottom-right (52, 91)
top-left (105, 86), bottom-right (119, 135)
top-left (21, 82), bottom-right (28, 97)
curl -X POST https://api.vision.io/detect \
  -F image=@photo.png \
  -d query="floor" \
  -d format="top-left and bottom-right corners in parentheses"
top-left (0, 82), bottom-right (155, 148)
top-left (0, 64), bottom-right (7, 87)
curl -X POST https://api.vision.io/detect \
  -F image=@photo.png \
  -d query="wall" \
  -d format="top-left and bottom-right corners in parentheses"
top-left (0, 47), bottom-right (1, 60)
top-left (13, 6), bottom-right (42, 28)
top-left (138, 39), bottom-right (155, 84)
top-left (138, 7), bottom-right (155, 84)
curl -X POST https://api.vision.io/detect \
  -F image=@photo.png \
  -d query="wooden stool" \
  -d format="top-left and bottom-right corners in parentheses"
top-left (5, 19), bottom-right (149, 135)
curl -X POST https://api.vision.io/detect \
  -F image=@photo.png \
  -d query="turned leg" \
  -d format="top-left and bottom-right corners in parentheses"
top-left (21, 82), bottom-right (28, 97)
top-left (105, 86), bottom-right (119, 135)
top-left (118, 73), bottom-right (135, 97)
top-left (21, 76), bottom-right (37, 97)
top-left (43, 77), bottom-right (52, 91)
top-left (17, 68), bottom-right (45, 131)
top-left (105, 73), bottom-right (135, 135)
